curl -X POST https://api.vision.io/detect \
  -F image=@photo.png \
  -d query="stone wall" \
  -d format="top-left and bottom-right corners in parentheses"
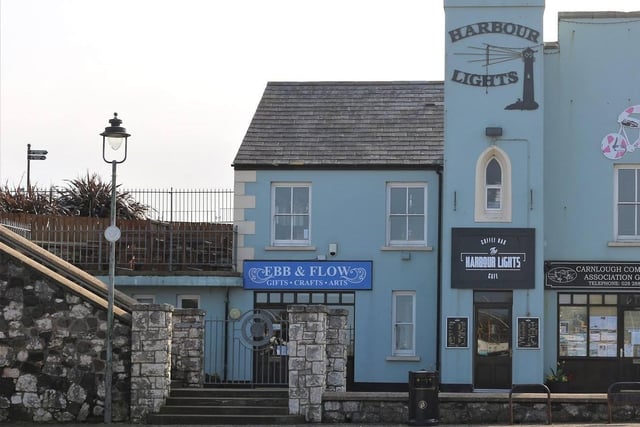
top-left (321, 392), bottom-right (640, 424)
top-left (129, 304), bottom-right (173, 423)
top-left (0, 253), bottom-right (131, 422)
top-left (171, 308), bottom-right (205, 387)
top-left (287, 305), bottom-right (349, 422)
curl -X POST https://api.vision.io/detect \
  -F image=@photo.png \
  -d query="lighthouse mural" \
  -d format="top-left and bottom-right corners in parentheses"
top-left (448, 21), bottom-right (541, 111)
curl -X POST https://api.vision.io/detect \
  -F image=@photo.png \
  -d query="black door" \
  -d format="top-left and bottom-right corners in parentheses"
top-left (619, 307), bottom-right (640, 381)
top-left (474, 303), bottom-right (512, 389)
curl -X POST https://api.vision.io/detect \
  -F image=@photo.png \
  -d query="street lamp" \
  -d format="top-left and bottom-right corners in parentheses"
top-left (100, 112), bottom-right (130, 423)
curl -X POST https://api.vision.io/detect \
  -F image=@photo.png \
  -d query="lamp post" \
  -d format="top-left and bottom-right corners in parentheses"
top-left (100, 112), bottom-right (130, 423)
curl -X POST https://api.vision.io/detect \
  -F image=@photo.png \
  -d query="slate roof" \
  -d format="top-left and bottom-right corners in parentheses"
top-left (232, 81), bottom-right (444, 169)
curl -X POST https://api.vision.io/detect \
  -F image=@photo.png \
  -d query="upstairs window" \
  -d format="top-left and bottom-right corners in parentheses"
top-left (272, 183), bottom-right (311, 245)
top-left (475, 147), bottom-right (512, 222)
top-left (387, 183), bottom-right (427, 246)
top-left (616, 166), bottom-right (640, 240)
top-left (486, 158), bottom-right (502, 210)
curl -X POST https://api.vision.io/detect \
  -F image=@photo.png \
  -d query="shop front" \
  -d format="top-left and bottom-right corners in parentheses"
top-left (546, 262), bottom-right (640, 392)
top-left (446, 227), bottom-right (538, 391)
top-left (243, 259), bottom-right (371, 387)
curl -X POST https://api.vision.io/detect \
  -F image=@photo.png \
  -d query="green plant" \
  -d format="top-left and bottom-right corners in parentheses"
top-left (546, 361), bottom-right (570, 383)
top-left (0, 182), bottom-right (63, 215)
top-left (56, 172), bottom-right (149, 219)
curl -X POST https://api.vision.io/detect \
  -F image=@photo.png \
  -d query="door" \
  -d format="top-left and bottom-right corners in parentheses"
top-left (619, 307), bottom-right (640, 381)
top-left (474, 304), bottom-right (512, 389)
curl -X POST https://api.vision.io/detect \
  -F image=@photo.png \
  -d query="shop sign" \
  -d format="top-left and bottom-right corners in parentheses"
top-left (448, 20), bottom-right (541, 110)
top-left (243, 260), bottom-right (372, 290)
top-left (451, 228), bottom-right (535, 289)
top-left (545, 261), bottom-right (640, 289)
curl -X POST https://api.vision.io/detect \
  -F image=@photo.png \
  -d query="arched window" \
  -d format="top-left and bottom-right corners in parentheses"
top-left (475, 147), bottom-right (511, 222)
top-left (485, 158), bottom-right (502, 210)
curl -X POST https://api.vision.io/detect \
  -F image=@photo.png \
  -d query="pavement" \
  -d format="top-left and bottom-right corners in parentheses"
top-left (8, 423), bottom-right (640, 427)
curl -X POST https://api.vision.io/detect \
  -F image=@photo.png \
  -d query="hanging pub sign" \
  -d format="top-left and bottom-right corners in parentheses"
top-left (545, 261), bottom-right (640, 289)
top-left (451, 228), bottom-right (535, 289)
top-left (243, 260), bottom-right (372, 290)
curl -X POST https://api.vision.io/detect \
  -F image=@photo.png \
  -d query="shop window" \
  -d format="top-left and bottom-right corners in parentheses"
top-left (387, 183), bottom-right (427, 246)
top-left (475, 147), bottom-right (512, 222)
top-left (558, 293), bottom-right (617, 358)
top-left (615, 166), bottom-right (640, 240)
top-left (272, 183), bottom-right (311, 246)
top-left (392, 291), bottom-right (416, 356)
top-left (178, 295), bottom-right (200, 309)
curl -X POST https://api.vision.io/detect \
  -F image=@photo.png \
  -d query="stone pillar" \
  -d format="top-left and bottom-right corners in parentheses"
top-left (130, 304), bottom-right (174, 423)
top-left (288, 305), bottom-right (328, 423)
top-left (171, 308), bottom-right (206, 387)
top-left (326, 309), bottom-right (348, 392)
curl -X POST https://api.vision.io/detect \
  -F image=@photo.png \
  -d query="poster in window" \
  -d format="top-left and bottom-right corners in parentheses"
top-left (446, 317), bottom-right (469, 348)
top-left (517, 317), bottom-right (540, 349)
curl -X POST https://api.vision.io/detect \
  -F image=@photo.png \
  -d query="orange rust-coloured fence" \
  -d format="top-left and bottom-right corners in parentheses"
top-left (1, 213), bottom-right (235, 273)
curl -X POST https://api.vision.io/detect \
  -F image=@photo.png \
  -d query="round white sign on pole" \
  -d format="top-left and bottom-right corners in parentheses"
top-left (104, 225), bottom-right (121, 242)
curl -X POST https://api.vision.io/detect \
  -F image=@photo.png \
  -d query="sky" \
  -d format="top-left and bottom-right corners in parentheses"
top-left (1, 0), bottom-right (637, 191)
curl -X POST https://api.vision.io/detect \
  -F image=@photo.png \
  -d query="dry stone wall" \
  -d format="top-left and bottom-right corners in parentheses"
top-left (0, 252), bottom-right (131, 422)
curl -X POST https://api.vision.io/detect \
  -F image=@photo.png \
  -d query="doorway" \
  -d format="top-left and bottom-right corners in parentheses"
top-left (474, 291), bottom-right (513, 389)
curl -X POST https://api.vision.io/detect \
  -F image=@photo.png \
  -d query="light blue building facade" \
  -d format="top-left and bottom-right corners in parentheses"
top-left (114, 1), bottom-right (640, 392)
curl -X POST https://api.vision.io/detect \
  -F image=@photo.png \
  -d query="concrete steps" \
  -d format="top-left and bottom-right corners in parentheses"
top-left (147, 387), bottom-right (305, 425)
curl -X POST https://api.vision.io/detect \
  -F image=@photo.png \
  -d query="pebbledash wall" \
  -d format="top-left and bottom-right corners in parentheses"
top-left (0, 248), bottom-right (204, 423)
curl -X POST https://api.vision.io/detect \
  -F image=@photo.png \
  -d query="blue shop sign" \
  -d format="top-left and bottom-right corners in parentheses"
top-left (243, 260), bottom-right (373, 290)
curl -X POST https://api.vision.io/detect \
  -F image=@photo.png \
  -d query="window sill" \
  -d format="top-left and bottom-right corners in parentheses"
top-left (381, 246), bottom-right (433, 252)
top-left (386, 356), bottom-right (421, 362)
top-left (265, 246), bottom-right (316, 251)
top-left (608, 241), bottom-right (640, 247)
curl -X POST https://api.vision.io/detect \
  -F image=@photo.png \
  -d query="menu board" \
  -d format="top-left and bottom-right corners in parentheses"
top-left (446, 317), bottom-right (468, 348)
top-left (517, 317), bottom-right (540, 349)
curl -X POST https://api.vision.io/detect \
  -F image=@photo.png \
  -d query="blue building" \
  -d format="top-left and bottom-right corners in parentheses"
top-left (233, 1), bottom-right (640, 392)
top-left (233, 82), bottom-right (443, 388)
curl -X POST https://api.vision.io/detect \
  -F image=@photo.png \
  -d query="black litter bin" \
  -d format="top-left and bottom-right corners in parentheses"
top-left (408, 370), bottom-right (439, 426)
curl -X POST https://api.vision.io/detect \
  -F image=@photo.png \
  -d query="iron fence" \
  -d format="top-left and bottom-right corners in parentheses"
top-left (0, 213), bottom-right (236, 273)
top-left (126, 188), bottom-right (233, 223)
top-left (9, 187), bottom-right (234, 224)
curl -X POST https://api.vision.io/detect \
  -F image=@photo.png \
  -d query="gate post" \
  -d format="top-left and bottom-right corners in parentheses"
top-left (172, 308), bottom-right (206, 387)
top-left (130, 303), bottom-right (174, 423)
top-left (326, 309), bottom-right (348, 392)
top-left (288, 305), bottom-right (328, 423)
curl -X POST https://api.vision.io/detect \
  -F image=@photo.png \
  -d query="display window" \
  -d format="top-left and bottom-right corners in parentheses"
top-left (558, 293), bottom-right (617, 358)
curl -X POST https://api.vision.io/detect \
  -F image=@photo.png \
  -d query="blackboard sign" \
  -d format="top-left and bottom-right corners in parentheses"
top-left (446, 317), bottom-right (469, 348)
top-left (517, 317), bottom-right (539, 349)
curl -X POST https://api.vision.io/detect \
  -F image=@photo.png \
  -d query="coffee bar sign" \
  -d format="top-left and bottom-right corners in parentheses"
top-left (243, 260), bottom-right (372, 290)
top-left (452, 228), bottom-right (535, 289)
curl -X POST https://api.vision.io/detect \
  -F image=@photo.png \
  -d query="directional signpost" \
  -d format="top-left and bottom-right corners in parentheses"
top-left (27, 144), bottom-right (48, 193)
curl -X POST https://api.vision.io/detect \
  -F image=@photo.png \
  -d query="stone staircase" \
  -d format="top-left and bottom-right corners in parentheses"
top-left (146, 387), bottom-right (305, 425)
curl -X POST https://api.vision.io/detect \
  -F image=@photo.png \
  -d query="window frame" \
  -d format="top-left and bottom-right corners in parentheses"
top-left (386, 182), bottom-right (427, 247)
top-left (614, 165), bottom-right (640, 240)
top-left (271, 182), bottom-right (311, 246)
top-left (392, 290), bottom-right (416, 356)
top-left (557, 293), bottom-right (618, 359)
top-left (132, 294), bottom-right (155, 304)
top-left (177, 294), bottom-right (200, 309)
top-left (475, 147), bottom-right (512, 222)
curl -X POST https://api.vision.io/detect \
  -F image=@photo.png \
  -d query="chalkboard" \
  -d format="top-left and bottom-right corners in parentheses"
top-left (517, 317), bottom-right (540, 349)
top-left (446, 317), bottom-right (468, 348)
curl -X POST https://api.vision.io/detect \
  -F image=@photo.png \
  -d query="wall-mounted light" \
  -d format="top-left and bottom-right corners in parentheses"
top-left (485, 127), bottom-right (503, 137)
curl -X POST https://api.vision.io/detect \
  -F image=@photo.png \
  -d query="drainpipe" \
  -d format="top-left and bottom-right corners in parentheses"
top-left (436, 166), bottom-right (443, 373)
top-left (223, 286), bottom-right (230, 382)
